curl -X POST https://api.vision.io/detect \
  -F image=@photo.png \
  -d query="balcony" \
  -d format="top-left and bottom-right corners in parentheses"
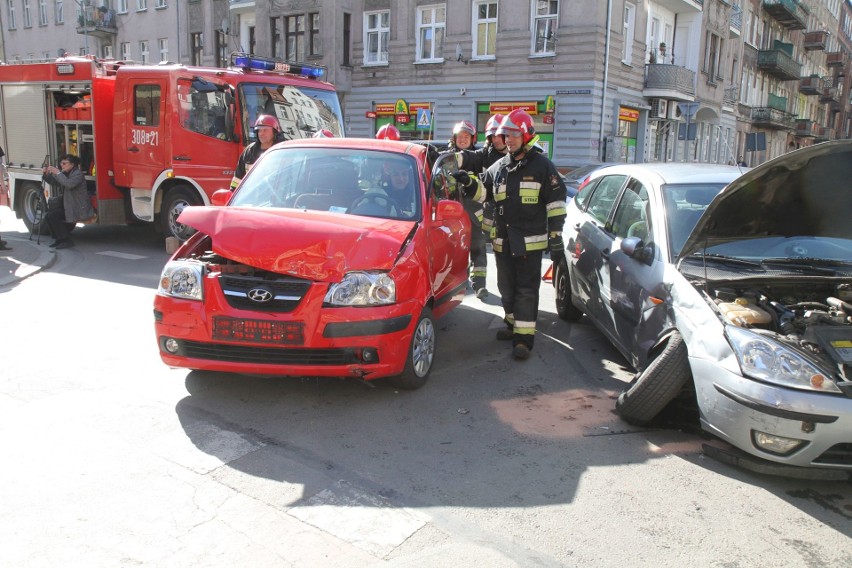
top-left (795, 119), bottom-right (815, 137)
top-left (820, 86), bottom-right (840, 105)
top-left (798, 75), bottom-right (821, 95)
top-left (723, 86), bottom-right (738, 106)
top-left (757, 45), bottom-right (802, 81)
top-left (826, 51), bottom-right (848, 68)
top-left (803, 30), bottom-right (828, 51)
top-left (762, 0), bottom-right (807, 30)
top-left (643, 64), bottom-right (696, 101)
top-left (751, 107), bottom-right (794, 129)
top-left (814, 126), bottom-right (835, 142)
top-left (76, 7), bottom-right (117, 39)
top-left (730, 5), bottom-right (743, 37)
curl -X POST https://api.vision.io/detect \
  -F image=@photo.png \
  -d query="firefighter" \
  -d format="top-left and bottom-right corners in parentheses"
top-left (447, 120), bottom-right (477, 151)
top-left (480, 109), bottom-right (567, 360)
top-left (375, 124), bottom-right (401, 140)
top-left (230, 114), bottom-right (284, 190)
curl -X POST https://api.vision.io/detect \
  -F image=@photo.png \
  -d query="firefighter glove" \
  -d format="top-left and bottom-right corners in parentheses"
top-left (549, 237), bottom-right (565, 265)
top-left (451, 170), bottom-right (473, 188)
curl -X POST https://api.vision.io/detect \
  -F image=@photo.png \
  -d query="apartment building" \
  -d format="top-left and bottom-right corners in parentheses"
top-left (2, 0), bottom-right (850, 169)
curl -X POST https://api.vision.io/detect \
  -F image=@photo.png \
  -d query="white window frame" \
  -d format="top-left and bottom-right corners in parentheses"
top-left (622, 2), bottom-right (635, 65)
top-left (54, 0), bottom-right (63, 23)
top-left (117, 0), bottom-right (127, 14)
top-left (38, 0), bottom-right (47, 25)
top-left (363, 10), bottom-right (389, 66)
top-left (139, 40), bottom-right (149, 64)
top-left (704, 30), bottom-right (724, 83)
top-left (7, 1), bottom-right (16, 29)
top-left (416, 4), bottom-right (445, 63)
top-left (121, 41), bottom-right (131, 61)
top-left (136, 0), bottom-right (146, 11)
top-left (158, 38), bottom-right (168, 62)
top-left (531, 0), bottom-right (558, 56)
top-left (472, 0), bottom-right (497, 60)
top-left (103, 44), bottom-right (114, 59)
top-left (155, 0), bottom-right (165, 8)
top-left (23, 0), bottom-right (32, 28)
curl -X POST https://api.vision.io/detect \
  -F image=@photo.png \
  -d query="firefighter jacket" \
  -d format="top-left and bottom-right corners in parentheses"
top-left (482, 149), bottom-right (567, 257)
top-left (230, 134), bottom-right (285, 190)
top-left (456, 145), bottom-right (507, 235)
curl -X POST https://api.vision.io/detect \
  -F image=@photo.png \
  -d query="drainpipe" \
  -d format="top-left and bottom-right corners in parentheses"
top-left (599, 0), bottom-right (613, 161)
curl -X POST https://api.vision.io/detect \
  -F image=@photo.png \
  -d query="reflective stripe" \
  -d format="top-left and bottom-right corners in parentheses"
top-left (504, 313), bottom-right (515, 325)
top-left (519, 185), bottom-right (540, 205)
top-left (514, 320), bottom-right (536, 335)
top-left (230, 176), bottom-right (242, 189)
top-left (524, 234), bottom-right (548, 251)
top-left (471, 267), bottom-right (487, 278)
top-left (492, 237), bottom-right (504, 252)
top-left (454, 153), bottom-right (465, 168)
top-left (547, 200), bottom-right (566, 217)
top-left (549, 230), bottom-right (562, 238)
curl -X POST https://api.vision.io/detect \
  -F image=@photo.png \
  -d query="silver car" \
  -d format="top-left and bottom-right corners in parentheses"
top-left (555, 141), bottom-right (852, 476)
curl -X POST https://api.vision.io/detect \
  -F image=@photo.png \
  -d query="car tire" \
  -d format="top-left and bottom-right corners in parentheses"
top-left (387, 307), bottom-right (435, 390)
top-left (554, 258), bottom-right (583, 321)
top-left (616, 331), bottom-right (690, 426)
top-left (161, 185), bottom-right (201, 241)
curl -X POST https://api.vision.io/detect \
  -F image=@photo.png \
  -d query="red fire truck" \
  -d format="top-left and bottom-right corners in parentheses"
top-left (0, 53), bottom-right (344, 240)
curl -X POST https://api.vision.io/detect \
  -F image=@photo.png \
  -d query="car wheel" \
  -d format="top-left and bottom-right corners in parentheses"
top-left (554, 258), bottom-right (583, 321)
top-left (387, 307), bottom-right (435, 390)
top-left (616, 331), bottom-right (690, 426)
top-left (161, 185), bottom-right (201, 241)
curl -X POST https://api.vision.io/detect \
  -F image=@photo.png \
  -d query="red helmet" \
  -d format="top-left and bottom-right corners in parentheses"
top-left (313, 129), bottom-right (334, 138)
top-left (375, 124), bottom-right (400, 140)
top-left (496, 109), bottom-right (535, 145)
top-left (485, 114), bottom-right (505, 138)
top-left (254, 114), bottom-right (280, 132)
top-left (452, 120), bottom-right (476, 138)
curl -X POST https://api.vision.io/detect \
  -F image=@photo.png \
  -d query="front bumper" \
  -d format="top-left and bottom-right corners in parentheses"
top-left (691, 357), bottom-right (852, 470)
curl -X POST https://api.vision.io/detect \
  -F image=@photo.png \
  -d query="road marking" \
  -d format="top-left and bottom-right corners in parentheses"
top-left (97, 251), bottom-right (147, 260)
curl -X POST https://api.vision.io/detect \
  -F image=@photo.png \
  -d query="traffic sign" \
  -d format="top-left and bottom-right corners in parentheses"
top-left (416, 108), bottom-right (432, 130)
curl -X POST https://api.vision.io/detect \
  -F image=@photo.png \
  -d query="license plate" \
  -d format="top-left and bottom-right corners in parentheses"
top-left (213, 317), bottom-right (304, 345)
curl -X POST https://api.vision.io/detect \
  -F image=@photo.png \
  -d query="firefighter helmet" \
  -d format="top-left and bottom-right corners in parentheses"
top-left (313, 129), bottom-right (334, 138)
top-left (375, 124), bottom-right (401, 140)
top-left (452, 120), bottom-right (476, 138)
top-left (254, 114), bottom-right (280, 132)
top-left (495, 109), bottom-right (535, 145)
top-left (484, 114), bottom-right (505, 138)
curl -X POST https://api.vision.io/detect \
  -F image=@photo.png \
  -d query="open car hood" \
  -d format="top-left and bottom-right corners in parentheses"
top-left (178, 206), bottom-right (415, 281)
top-left (679, 140), bottom-right (852, 262)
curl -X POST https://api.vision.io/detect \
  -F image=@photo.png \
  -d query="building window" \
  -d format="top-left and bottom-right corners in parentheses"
top-left (473, 1), bottom-right (497, 59)
top-left (364, 10), bottom-right (389, 65)
top-left (284, 15), bottom-right (305, 60)
top-left (342, 13), bottom-right (351, 66)
top-left (23, 0), bottom-right (32, 28)
top-left (704, 31), bottom-right (724, 83)
top-left (54, 0), bottom-right (62, 23)
top-left (270, 17), bottom-right (282, 58)
top-left (191, 32), bottom-right (202, 65)
top-left (416, 4), bottom-right (445, 63)
top-left (215, 30), bottom-right (227, 67)
top-left (120, 41), bottom-right (130, 60)
top-left (136, 0), bottom-right (146, 11)
top-left (248, 25), bottom-right (255, 54)
top-left (8, 1), bottom-right (16, 29)
top-left (103, 44), bottom-right (113, 59)
top-left (158, 38), bottom-right (168, 62)
top-left (532, 0), bottom-right (558, 56)
top-left (622, 2), bottom-right (635, 64)
top-left (309, 12), bottom-right (321, 56)
top-left (155, 0), bottom-right (165, 7)
top-left (139, 40), bottom-right (149, 64)
top-left (38, 0), bottom-right (47, 25)
top-left (117, 0), bottom-right (127, 14)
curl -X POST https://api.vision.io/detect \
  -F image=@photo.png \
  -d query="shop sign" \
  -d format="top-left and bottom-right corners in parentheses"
top-left (542, 114), bottom-right (554, 125)
top-left (489, 102), bottom-right (538, 114)
top-left (365, 111), bottom-right (377, 119)
top-left (375, 103), bottom-right (395, 115)
top-left (545, 95), bottom-right (555, 114)
top-left (395, 99), bottom-right (409, 115)
top-left (395, 114), bottom-right (410, 124)
top-left (375, 102), bottom-right (431, 116)
top-left (619, 107), bottom-right (640, 122)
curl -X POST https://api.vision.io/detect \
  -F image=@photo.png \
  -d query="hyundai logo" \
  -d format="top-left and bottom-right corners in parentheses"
top-left (247, 287), bottom-right (274, 303)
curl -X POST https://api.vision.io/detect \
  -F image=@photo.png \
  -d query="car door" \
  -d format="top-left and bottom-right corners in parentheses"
top-left (568, 174), bottom-right (627, 325)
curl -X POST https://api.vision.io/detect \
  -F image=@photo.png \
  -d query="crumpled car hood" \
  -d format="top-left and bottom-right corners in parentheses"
top-left (679, 140), bottom-right (852, 261)
top-left (178, 206), bottom-right (416, 281)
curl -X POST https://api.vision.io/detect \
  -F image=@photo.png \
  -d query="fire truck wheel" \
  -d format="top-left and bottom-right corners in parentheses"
top-left (19, 181), bottom-right (49, 234)
top-left (161, 186), bottom-right (201, 241)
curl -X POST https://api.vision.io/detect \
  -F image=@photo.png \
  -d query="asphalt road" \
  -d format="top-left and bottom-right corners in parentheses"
top-left (1, 210), bottom-right (850, 567)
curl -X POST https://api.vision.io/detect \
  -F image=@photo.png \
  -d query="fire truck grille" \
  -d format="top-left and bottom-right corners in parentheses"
top-left (218, 274), bottom-right (312, 313)
top-left (181, 341), bottom-right (361, 366)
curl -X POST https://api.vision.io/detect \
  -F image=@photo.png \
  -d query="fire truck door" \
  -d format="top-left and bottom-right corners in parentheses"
top-left (116, 80), bottom-right (167, 191)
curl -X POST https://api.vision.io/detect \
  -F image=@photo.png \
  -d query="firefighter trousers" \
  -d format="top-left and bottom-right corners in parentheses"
top-left (468, 211), bottom-right (487, 290)
top-left (494, 250), bottom-right (543, 349)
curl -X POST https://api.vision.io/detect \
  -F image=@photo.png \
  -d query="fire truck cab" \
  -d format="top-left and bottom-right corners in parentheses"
top-left (0, 53), bottom-right (344, 240)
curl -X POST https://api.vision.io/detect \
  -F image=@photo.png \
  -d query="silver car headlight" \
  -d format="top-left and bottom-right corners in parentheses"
top-left (158, 260), bottom-right (204, 301)
top-left (726, 326), bottom-right (840, 393)
top-left (325, 271), bottom-right (396, 306)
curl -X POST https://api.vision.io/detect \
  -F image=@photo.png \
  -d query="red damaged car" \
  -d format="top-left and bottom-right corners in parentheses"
top-left (154, 138), bottom-right (471, 389)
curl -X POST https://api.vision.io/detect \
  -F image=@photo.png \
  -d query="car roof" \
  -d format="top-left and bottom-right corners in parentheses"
top-left (589, 162), bottom-right (744, 186)
top-left (271, 137), bottom-right (429, 159)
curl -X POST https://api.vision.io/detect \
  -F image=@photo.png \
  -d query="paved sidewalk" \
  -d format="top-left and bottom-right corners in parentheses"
top-left (0, 209), bottom-right (56, 287)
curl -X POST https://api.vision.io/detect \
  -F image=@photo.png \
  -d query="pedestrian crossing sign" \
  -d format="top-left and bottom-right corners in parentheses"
top-left (416, 108), bottom-right (432, 130)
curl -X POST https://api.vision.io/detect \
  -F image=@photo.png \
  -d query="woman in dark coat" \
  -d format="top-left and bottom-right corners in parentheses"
top-left (42, 154), bottom-right (94, 249)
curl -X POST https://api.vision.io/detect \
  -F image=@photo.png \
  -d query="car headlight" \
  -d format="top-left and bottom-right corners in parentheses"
top-left (324, 271), bottom-right (396, 306)
top-left (726, 326), bottom-right (840, 393)
top-left (158, 260), bottom-right (204, 301)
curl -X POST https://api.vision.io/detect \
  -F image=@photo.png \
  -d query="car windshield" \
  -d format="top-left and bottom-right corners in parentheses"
top-left (564, 164), bottom-right (601, 181)
top-left (663, 183), bottom-right (727, 258)
top-left (229, 147), bottom-right (422, 221)
top-left (239, 83), bottom-right (345, 141)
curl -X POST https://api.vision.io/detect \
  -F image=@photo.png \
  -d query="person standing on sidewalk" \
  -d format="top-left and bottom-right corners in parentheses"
top-left (42, 154), bottom-right (93, 249)
top-left (480, 110), bottom-right (567, 360)
top-left (0, 144), bottom-right (9, 251)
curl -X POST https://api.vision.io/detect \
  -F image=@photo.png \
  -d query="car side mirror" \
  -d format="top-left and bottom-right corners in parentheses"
top-left (211, 189), bottom-right (232, 206)
top-left (435, 199), bottom-right (465, 221)
top-left (621, 236), bottom-right (654, 264)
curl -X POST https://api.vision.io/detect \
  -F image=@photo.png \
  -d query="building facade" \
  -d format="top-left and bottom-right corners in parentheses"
top-left (2, 0), bottom-right (850, 169)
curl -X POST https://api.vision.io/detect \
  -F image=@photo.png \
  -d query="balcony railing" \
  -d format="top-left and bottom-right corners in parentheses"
top-left (723, 86), bottom-right (738, 105)
top-left (803, 30), bottom-right (828, 51)
top-left (814, 126), bottom-right (835, 141)
top-left (757, 47), bottom-right (802, 81)
top-left (826, 51), bottom-right (848, 67)
top-left (751, 106), bottom-right (795, 130)
top-left (820, 86), bottom-right (840, 105)
top-left (730, 5), bottom-right (743, 36)
top-left (76, 7), bottom-right (117, 38)
top-left (795, 119), bottom-right (815, 137)
top-left (762, 0), bottom-right (807, 30)
top-left (643, 64), bottom-right (696, 100)
top-left (799, 75), bottom-right (821, 95)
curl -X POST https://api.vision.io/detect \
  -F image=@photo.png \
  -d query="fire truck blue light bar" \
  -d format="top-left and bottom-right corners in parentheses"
top-left (230, 54), bottom-right (326, 80)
